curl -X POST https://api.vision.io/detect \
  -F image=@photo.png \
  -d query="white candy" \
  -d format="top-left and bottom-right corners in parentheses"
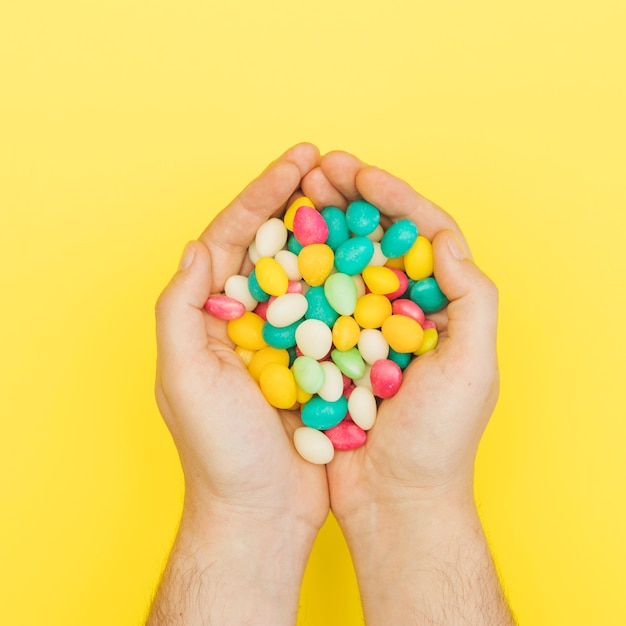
top-left (255, 217), bottom-right (288, 257)
top-left (367, 242), bottom-right (388, 267)
top-left (293, 427), bottom-right (334, 464)
top-left (358, 329), bottom-right (389, 365)
top-left (317, 361), bottom-right (344, 402)
top-left (348, 386), bottom-right (377, 430)
top-left (295, 319), bottom-right (332, 360)
top-left (351, 274), bottom-right (366, 299)
top-left (354, 363), bottom-right (373, 391)
top-left (248, 240), bottom-right (262, 264)
top-left (224, 275), bottom-right (258, 311)
top-left (366, 223), bottom-right (384, 242)
top-left (266, 293), bottom-right (308, 328)
top-left (274, 250), bottom-right (302, 281)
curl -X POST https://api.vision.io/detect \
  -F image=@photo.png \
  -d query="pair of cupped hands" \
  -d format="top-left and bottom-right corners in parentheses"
top-left (154, 143), bottom-right (499, 546)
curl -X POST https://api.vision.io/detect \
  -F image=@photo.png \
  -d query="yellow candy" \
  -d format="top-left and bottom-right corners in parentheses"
top-left (297, 244), bottom-right (334, 287)
top-left (353, 293), bottom-right (393, 329)
top-left (248, 346), bottom-right (290, 381)
top-left (381, 314), bottom-right (424, 353)
top-left (284, 196), bottom-right (316, 231)
top-left (295, 382), bottom-right (313, 405)
top-left (255, 257), bottom-right (288, 296)
top-left (332, 315), bottom-right (361, 351)
top-left (385, 255), bottom-right (405, 270)
top-left (414, 327), bottom-right (438, 355)
top-left (404, 235), bottom-right (434, 281)
top-left (227, 312), bottom-right (267, 351)
top-left (235, 346), bottom-right (255, 366)
top-left (259, 363), bottom-right (297, 409)
top-left (361, 266), bottom-right (400, 295)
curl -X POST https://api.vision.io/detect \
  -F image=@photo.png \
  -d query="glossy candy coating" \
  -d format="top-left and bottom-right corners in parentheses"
top-left (204, 295), bottom-right (246, 320)
top-left (284, 196), bottom-right (315, 231)
top-left (301, 395), bottom-right (348, 430)
top-left (334, 237), bottom-right (375, 275)
top-left (324, 420), bottom-right (367, 450)
top-left (404, 235), bottom-right (434, 281)
top-left (262, 319), bottom-right (301, 349)
top-left (321, 206), bottom-right (350, 251)
top-left (324, 272), bottom-right (358, 316)
top-left (332, 315), bottom-right (361, 351)
top-left (248, 346), bottom-right (290, 382)
top-left (305, 286), bottom-right (340, 327)
top-left (255, 217), bottom-right (288, 257)
top-left (410, 277), bottom-right (448, 314)
top-left (293, 427), bottom-right (334, 464)
top-left (370, 359), bottom-right (403, 399)
top-left (292, 356), bottom-right (326, 394)
top-left (347, 386), bottom-right (377, 430)
top-left (225, 274), bottom-right (258, 311)
top-left (297, 243), bottom-right (334, 286)
top-left (357, 329), bottom-right (390, 365)
top-left (361, 266), bottom-right (400, 295)
top-left (295, 318), bottom-right (333, 360)
top-left (227, 312), bottom-right (267, 351)
top-left (380, 219), bottom-right (418, 258)
top-left (346, 199), bottom-right (380, 236)
top-left (317, 361), bottom-right (344, 402)
top-left (331, 347), bottom-right (366, 380)
top-left (255, 257), bottom-right (289, 297)
top-left (353, 293), bottom-right (393, 329)
top-left (266, 293), bottom-right (308, 328)
top-left (259, 363), bottom-right (297, 409)
top-left (381, 314), bottom-right (424, 353)
top-left (414, 327), bottom-right (439, 355)
top-left (293, 206), bottom-right (329, 246)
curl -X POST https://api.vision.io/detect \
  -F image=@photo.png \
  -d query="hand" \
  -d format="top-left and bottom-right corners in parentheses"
top-left (301, 151), bottom-right (514, 625)
top-left (150, 143), bottom-right (330, 625)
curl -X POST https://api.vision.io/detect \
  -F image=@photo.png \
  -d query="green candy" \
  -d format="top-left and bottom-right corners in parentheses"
top-left (331, 347), bottom-right (366, 380)
top-left (324, 272), bottom-right (357, 316)
top-left (292, 356), bottom-right (325, 394)
top-left (410, 277), bottom-right (448, 314)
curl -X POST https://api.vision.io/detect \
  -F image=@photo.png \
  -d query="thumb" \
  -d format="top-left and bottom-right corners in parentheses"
top-left (432, 230), bottom-right (499, 361)
top-left (155, 240), bottom-right (214, 366)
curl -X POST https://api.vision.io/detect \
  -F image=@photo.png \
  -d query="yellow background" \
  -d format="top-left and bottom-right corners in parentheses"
top-left (2, 1), bottom-right (625, 624)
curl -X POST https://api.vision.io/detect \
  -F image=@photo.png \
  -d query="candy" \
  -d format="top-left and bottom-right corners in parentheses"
top-left (259, 363), bottom-right (297, 409)
top-left (324, 272), bottom-right (358, 316)
top-left (347, 386), bottom-right (377, 430)
top-left (324, 420), bottom-right (367, 450)
top-left (293, 206), bottom-right (329, 245)
top-left (301, 395), bottom-right (348, 430)
top-left (381, 314), bottom-right (424, 353)
top-left (293, 426), bottom-right (334, 464)
top-left (410, 277), bottom-right (448, 314)
top-left (204, 295), bottom-right (246, 320)
top-left (370, 359), bottom-right (402, 399)
top-left (204, 196), bottom-right (451, 463)
top-left (404, 235), bottom-right (434, 281)
top-left (266, 293), bottom-right (308, 327)
top-left (295, 319), bottom-right (333, 360)
top-left (380, 219), bottom-right (418, 258)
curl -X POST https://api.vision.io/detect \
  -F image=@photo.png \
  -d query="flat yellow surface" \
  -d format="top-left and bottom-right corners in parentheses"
top-left (2, 1), bottom-right (625, 624)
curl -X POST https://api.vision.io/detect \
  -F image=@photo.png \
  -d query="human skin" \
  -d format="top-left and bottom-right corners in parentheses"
top-left (148, 143), bottom-right (515, 625)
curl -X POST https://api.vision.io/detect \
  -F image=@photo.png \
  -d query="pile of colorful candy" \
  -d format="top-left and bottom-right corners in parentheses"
top-left (204, 197), bottom-right (448, 464)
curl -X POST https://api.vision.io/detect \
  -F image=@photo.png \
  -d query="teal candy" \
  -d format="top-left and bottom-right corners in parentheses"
top-left (410, 277), bottom-right (449, 314)
top-left (321, 207), bottom-right (350, 251)
top-left (324, 273), bottom-right (357, 315)
top-left (334, 237), bottom-right (375, 275)
top-left (287, 233), bottom-right (304, 255)
top-left (380, 219), bottom-right (418, 258)
top-left (247, 269), bottom-right (270, 302)
top-left (305, 286), bottom-right (340, 326)
top-left (287, 346), bottom-right (298, 367)
top-left (292, 356), bottom-right (325, 394)
top-left (262, 319), bottom-right (301, 348)
top-left (387, 347), bottom-right (412, 369)
top-left (331, 347), bottom-right (366, 380)
top-left (346, 200), bottom-right (380, 236)
top-left (301, 395), bottom-right (348, 430)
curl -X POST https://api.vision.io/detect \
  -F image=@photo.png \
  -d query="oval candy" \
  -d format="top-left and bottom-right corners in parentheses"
top-left (381, 314), bottom-right (424, 353)
top-left (324, 420), bottom-right (367, 450)
top-left (346, 199), bottom-right (380, 236)
top-left (255, 257), bottom-right (289, 296)
top-left (321, 206), bottom-right (350, 251)
top-left (292, 356), bottom-right (326, 394)
top-left (334, 237), bottom-right (375, 275)
top-left (298, 243), bottom-right (334, 286)
top-left (259, 363), bottom-right (297, 409)
top-left (255, 217), bottom-right (288, 257)
top-left (225, 274), bottom-right (258, 311)
top-left (301, 395), bottom-right (348, 430)
top-left (370, 359), bottom-right (402, 399)
top-left (410, 277), bottom-right (448, 314)
top-left (293, 427), bottom-right (334, 464)
top-left (324, 272), bottom-right (358, 316)
top-left (317, 361), bottom-right (344, 402)
top-left (380, 219), bottom-right (418, 258)
top-left (358, 329), bottom-right (390, 365)
top-left (293, 206), bottom-right (329, 245)
top-left (266, 293), bottom-right (308, 328)
top-left (404, 235), bottom-right (434, 281)
top-left (348, 386), bottom-right (377, 430)
top-left (295, 318), bottom-right (333, 360)
top-left (204, 295), bottom-right (246, 320)
top-left (227, 312), bottom-right (267, 351)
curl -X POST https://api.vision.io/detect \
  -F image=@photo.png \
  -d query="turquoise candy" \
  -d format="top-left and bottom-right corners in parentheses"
top-left (324, 273), bottom-right (357, 316)
top-left (331, 347), bottom-right (366, 380)
top-left (287, 233), bottom-right (304, 255)
top-left (247, 269), bottom-right (270, 302)
top-left (287, 346), bottom-right (298, 367)
top-left (292, 356), bottom-right (325, 394)
top-left (262, 319), bottom-right (301, 348)
top-left (410, 277), bottom-right (449, 314)
top-left (321, 206), bottom-right (350, 251)
top-left (305, 286), bottom-right (340, 326)
top-left (380, 219), bottom-right (418, 258)
top-left (301, 395), bottom-right (348, 430)
top-left (334, 237), bottom-right (375, 275)
top-left (387, 347), bottom-right (412, 369)
top-left (346, 200), bottom-right (380, 236)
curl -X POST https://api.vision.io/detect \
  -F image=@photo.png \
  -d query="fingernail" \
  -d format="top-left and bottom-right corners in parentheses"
top-left (447, 234), bottom-right (467, 261)
top-left (179, 242), bottom-right (196, 270)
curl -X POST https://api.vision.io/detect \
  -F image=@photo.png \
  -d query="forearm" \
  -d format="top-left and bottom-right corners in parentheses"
top-left (147, 501), bottom-right (316, 626)
top-left (339, 492), bottom-right (515, 626)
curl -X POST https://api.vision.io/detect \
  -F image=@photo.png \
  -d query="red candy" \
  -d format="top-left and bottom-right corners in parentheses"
top-left (324, 419), bottom-right (367, 450)
top-left (204, 295), bottom-right (246, 320)
top-left (370, 359), bottom-right (402, 399)
top-left (391, 299), bottom-right (425, 325)
top-left (385, 267), bottom-right (409, 300)
top-left (293, 206), bottom-right (329, 246)
top-left (422, 319), bottom-right (437, 330)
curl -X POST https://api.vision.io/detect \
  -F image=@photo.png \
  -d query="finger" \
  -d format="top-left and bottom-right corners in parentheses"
top-left (319, 150), bottom-right (366, 201)
top-left (200, 142), bottom-right (320, 289)
top-left (301, 166), bottom-right (348, 209)
top-left (355, 166), bottom-right (472, 256)
top-left (431, 230), bottom-right (498, 362)
top-left (155, 240), bottom-right (214, 367)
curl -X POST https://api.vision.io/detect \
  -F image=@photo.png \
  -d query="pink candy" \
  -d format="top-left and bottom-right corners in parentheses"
top-left (386, 267), bottom-right (410, 300)
top-left (391, 299), bottom-right (426, 324)
top-left (204, 295), bottom-right (246, 320)
top-left (324, 419), bottom-right (367, 450)
top-left (293, 206), bottom-right (329, 245)
top-left (370, 359), bottom-right (402, 399)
